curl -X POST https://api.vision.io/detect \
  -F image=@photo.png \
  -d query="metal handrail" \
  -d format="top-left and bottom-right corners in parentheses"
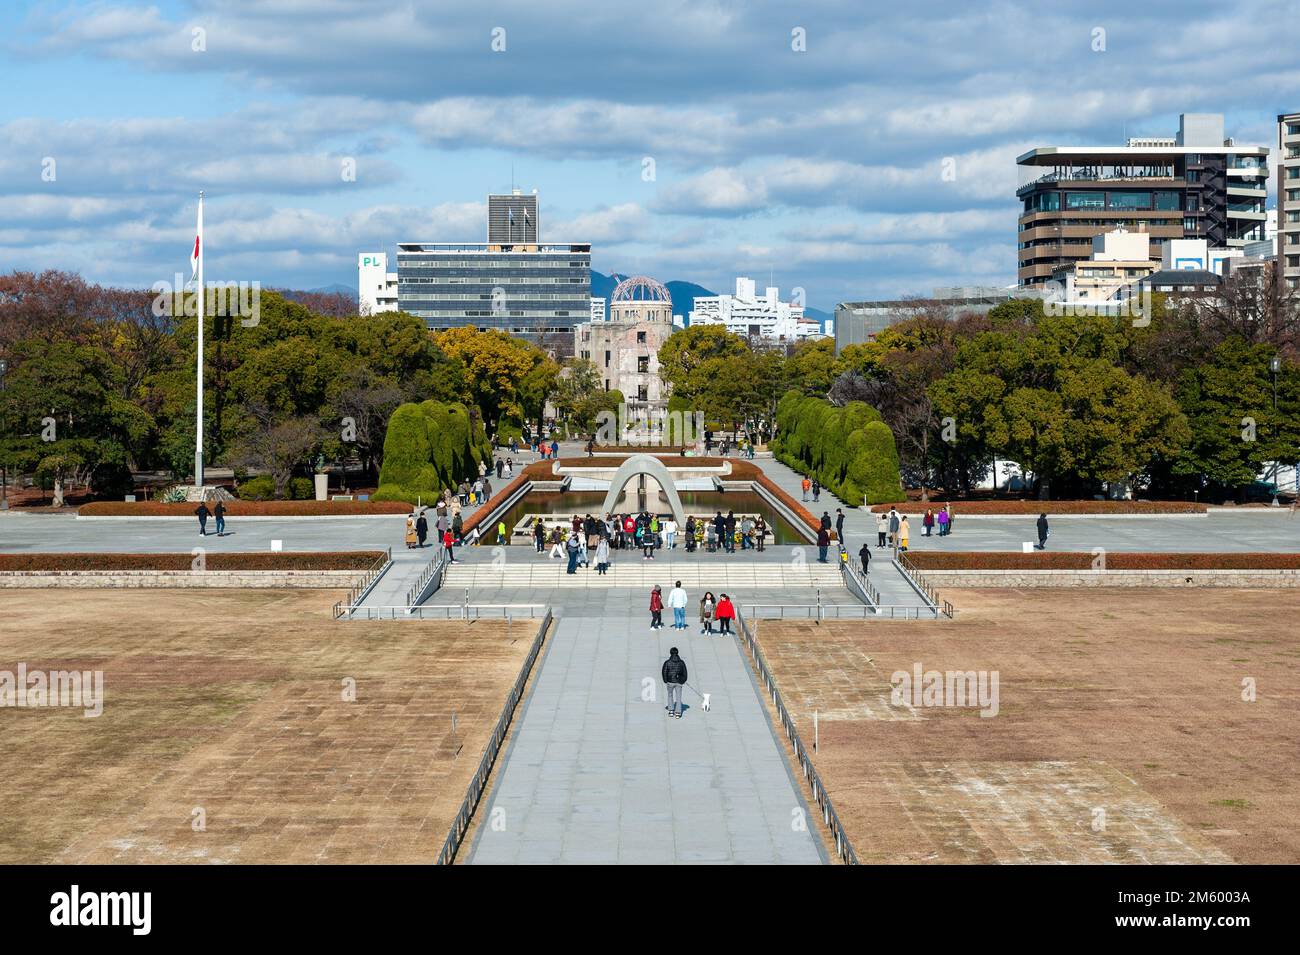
top-left (348, 604), bottom-right (547, 621)
top-left (406, 548), bottom-right (448, 609)
top-left (745, 603), bottom-right (938, 620)
top-left (894, 551), bottom-right (954, 618)
top-left (733, 609), bottom-right (858, 865)
top-left (436, 608), bottom-right (554, 865)
top-left (331, 548), bottom-right (392, 619)
top-left (838, 547), bottom-right (880, 608)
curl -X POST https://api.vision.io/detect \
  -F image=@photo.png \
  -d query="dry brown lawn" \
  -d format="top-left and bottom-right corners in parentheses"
top-left (0, 589), bottom-right (535, 864)
top-left (756, 588), bottom-right (1300, 864)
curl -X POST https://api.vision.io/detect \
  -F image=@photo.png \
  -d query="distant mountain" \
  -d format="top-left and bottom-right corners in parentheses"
top-left (308, 283), bottom-right (357, 298)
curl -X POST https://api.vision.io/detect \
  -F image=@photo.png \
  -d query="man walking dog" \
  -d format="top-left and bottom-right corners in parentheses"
top-left (662, 647), bottom-right (688, 719)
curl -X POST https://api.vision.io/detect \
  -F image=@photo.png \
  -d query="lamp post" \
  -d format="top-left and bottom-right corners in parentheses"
top-left (1271, 355), bottom-right (1282, 505)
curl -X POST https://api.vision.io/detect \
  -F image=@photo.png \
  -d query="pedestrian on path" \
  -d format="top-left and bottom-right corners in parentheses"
top-left (497, 519), bottom-right (508, 546)
top-left (195, 501), bottom-right (210, 537)
top-left (835, 508), bottom-right (845, 547)
top-left (755, 516), bottom-right (767, 552)
top-left (566, 532), bottom-right (580, 574)
top-left (898, 516), bottom-right (910, 552)
top-left (858, 542), bottom-right (871, 575)
top-left (595, 536), bottom-right (610, 575)
top-left (443, 529), bottom-right (457, 563)
top-left (699, 591), bottom-right (716, 634)
top-left (888, 508), bottom-right (900, 547)
top-left (416, 510), bottom-right (429, 547)
top-left (817, 526), bottom-right (830, 562)
top-left (812, 479), bottom-right (821, 502)
top-left (876, 511), bottom-right (888, 548)
top-left (662, 647), bottom-right (687, 718)
top-left (650, 585), bottom-right (664, 630)
top-left (937, 506), bottom-right (949, 536)
top-left (405, 513), bottom-right (418, 549)
top-left (923, 508), bottom-right (934, 537)
top-left (663, 517), bottom-right (677, 550)
top-left (214, 501), bottom-right (226, 537)
top-left (1036, 513), bottom-right (1050, 550)
top-left (801, 477), bottom-right (811, 501)
top-left (534, 521), bottom-right (546, 552)
top-left (549, 526), bottom-right (565, 559)
top-left (668, 580), bottom-right (688, 629)
top-left (715, 594), bottom-right (735, 634)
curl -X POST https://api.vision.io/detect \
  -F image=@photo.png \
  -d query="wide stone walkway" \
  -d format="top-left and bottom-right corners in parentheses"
top-left (466, 611), bottom-right (826, 865)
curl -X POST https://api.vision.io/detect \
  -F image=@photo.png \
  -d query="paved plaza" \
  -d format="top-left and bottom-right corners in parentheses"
top-left (466, 613), bottom-right (825, 865)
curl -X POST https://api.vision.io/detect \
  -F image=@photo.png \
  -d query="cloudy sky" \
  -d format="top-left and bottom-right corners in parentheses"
top-left (2, 0), bottom-right (1298, 310)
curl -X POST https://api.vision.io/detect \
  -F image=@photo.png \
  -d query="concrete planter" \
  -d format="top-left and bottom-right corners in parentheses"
top-left (314, 473), bottom-right (329, 501)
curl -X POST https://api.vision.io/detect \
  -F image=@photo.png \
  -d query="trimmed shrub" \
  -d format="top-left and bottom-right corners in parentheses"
top-left (377, 399), bottom-right (492, 502)
top-left (288, 476), bottom-right (315, 500)
top-left (908, 551), bottom-right (1300, 571)
top-left (773, 390), bottom-right (900, 505)
top-left (0, 551), bottom-right (388, 572)
top-left (237, 475), bottom-right (276, 500)
top-left (78, 500), bottom-right (410, 516)
top-left (868, 500), bottom-right (1208, 514)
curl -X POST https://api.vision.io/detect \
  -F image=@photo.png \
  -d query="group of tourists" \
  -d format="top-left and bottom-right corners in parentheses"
top-left (650, 581), bottom-right (736, 636)
top-left (532, 511), bottom-right (772, 571)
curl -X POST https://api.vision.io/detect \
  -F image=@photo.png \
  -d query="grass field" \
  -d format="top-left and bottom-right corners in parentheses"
top-left (0, 589), bottom-right (534, 864)
top-left (756, 589), bottom-right (1300, 864)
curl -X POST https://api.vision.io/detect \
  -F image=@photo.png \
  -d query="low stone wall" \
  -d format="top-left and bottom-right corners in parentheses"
top-left (0, 570), bottom-right (361, 589)
top-left (919, 569), bottom-right (1300, 588)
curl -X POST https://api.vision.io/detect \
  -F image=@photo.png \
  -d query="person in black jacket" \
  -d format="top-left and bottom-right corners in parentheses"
top-left (835, 508), bottom-right (845, 549)
top-left (195, 502), bottom-right (210, 537)
top-left (1036, 513), bottom-right (1049, 550)
top-left (858, 542), bottom-right (871, 575)
top-left (817, 526), bottom-right (831, 563)
top-left (662, 648), bottom-right (688, 719)
top-left (416, 511), bottom-right (429, 548)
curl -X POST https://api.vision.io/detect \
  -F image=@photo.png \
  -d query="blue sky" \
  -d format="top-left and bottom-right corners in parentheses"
top-left (2, 0), bottom-right (1299, 311)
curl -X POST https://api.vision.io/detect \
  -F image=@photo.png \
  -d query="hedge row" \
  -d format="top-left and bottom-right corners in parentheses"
top-left (79, 501), bottom-right (411, 516)
top-left (869, 500), bottom-right (1208, 515)
top-left (771, 391), bottom-right (901, 505)
top-left (374, 399), bottom-right (493, 504)
top-left (908, 551), bottom-right (1300, 570)
top-left (0, 552), bottom-right (388, 572)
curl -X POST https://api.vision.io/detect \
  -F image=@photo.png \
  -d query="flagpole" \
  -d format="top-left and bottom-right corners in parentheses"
top-left (195, 191), bottom-right (204, 489)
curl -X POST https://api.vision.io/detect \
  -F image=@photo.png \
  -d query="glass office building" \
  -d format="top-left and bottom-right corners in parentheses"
top-left (396, 241), bottom-right (591, 358)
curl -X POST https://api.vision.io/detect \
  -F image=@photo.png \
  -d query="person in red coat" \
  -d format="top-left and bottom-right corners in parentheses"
top-left (649, 585), bottom-right (664, 630)
top-left (715, 593), bottom-right (736, 634)
top-left (443, 528), bottom-right (457, 563)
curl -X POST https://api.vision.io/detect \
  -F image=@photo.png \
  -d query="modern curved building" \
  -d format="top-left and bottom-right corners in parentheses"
top-left (1017, 114), bottom-right (1269, 286)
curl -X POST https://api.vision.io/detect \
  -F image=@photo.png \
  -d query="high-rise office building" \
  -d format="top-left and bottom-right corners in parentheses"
top-left (1279, 112), bottom-right (1300, 290)
top-left (487, 190), bottom-right (539, 244)
top-left (395, 190), bottom-right (589, 357)
top-left (1016, 114), bottom-right (1269, 286)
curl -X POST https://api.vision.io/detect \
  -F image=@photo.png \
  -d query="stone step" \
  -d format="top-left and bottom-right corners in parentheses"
top-left (443, 560), bottom-right (843, 589)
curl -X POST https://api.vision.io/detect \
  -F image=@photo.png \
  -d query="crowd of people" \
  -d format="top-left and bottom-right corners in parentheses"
top-left (528, 510), bottom-right (775, 572)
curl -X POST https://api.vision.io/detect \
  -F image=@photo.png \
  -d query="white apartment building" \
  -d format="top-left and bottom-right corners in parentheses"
top-left (590, 297), bottom-right (606, 322)
top-left (688, 277), bottom-right (821, 340)
top-left (358, 253), bottom-right (398, 315)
